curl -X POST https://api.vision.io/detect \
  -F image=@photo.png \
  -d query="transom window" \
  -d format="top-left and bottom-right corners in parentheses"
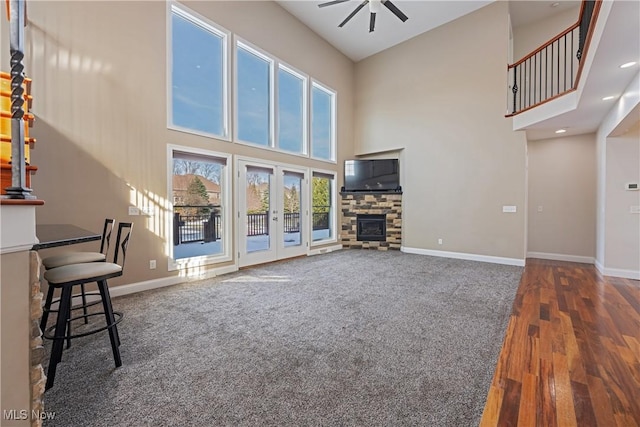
top-left (277, 65), bottom-right (307, 155)
top-left (236, 43), bottom-right (273, 147)
top-left (168, 3), bottom-right (336, 163)
top-left (311, 82), bottom-right (336, 162)
top-left (169, 4), bottom-right (229, 139)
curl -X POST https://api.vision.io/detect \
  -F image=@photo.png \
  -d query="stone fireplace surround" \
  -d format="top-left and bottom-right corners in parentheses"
top-left (340, 192), bottom-right (402, 250)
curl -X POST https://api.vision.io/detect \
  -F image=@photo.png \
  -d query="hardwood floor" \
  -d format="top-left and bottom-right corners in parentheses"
top-left (480, 258), bottom-right (640, 427)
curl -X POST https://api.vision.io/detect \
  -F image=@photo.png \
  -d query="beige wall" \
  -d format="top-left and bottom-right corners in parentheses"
top-left (354, 1), bottom-right (527, 260)
top-left (25, 1), bottom-right (354, 286)
top-left (512, 4), bottom-right (580, 62)
top-left (527, 133), bottom-right (596, 259)
top-left (605, 121), bottom-right (640, 272)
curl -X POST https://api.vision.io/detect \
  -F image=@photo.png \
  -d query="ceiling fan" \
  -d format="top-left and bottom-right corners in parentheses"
top-left (318, 0), bottom-right (409, 33)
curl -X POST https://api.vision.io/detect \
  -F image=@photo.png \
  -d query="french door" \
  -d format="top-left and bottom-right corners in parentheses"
top-left (237, 160), bottom-right (308, 267)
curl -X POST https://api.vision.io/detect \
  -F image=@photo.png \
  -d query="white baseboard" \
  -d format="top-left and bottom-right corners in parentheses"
top-left (79, 264), bottom-right (240, 302)
top-left (594, 259), bottom-right (639, 280)
top-left (401, 246), bottom-right (525, 267)
top-left (308, 244), bottom-right (343, 256)
top-left (595, 258), bottom-right (605, 274)
top-left (601, 267), bottom-right (640, 280)
top-left (526, 252), bottom-right (595, 264)
top-left (109, 275), bottom-right (185, 299)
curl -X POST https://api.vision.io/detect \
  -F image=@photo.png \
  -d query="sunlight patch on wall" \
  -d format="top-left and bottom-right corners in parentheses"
top-left (128, 184), bottom-right (170, 255)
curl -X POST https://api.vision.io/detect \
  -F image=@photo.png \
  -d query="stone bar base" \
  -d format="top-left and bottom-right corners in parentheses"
top-left (340, 193), bottom-right (402, 250)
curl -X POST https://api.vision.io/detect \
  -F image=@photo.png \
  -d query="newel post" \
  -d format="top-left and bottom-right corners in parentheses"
top-left (3, 0), bottom-right (34, 199)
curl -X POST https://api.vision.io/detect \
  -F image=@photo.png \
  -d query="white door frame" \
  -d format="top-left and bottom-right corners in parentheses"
top-left (236, 157), bottom-right (308, 267)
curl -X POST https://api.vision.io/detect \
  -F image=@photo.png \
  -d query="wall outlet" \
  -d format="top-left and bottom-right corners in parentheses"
top-left (149, 260), bottom-right (156, 270)
top-left (537, 206), bottom-right (543, 212)
top-left (438, 238), bottom-right (443, 245)
top-left (630, 206), bottom-right (640, 214)
top-left (502, 205), bottom-right (517, 213)
top-left (128, 206), bottom-right (140, 216)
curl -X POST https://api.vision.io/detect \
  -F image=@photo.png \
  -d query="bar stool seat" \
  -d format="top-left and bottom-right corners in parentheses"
top-left (42, 251), bottom-right (106, 269)
top-left (44, 262), bottom-right (122, 283)
top-left (42, 222), bottom-right (132, 391)
top-left (40, 219), bottom-right (115, 339)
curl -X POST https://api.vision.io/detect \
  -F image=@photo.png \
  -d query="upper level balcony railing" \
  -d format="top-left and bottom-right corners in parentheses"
top-left (506, 0), bottom-right (601, 116)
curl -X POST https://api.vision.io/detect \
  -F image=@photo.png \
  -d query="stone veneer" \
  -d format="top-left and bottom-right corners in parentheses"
top-left (30, 251), bottom-right (46, 427)
top-left (340, 193), bottom-right (402, 250)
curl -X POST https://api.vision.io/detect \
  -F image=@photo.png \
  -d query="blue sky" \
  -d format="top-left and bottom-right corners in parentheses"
top-left (171, 10), bottom-right (332, 161)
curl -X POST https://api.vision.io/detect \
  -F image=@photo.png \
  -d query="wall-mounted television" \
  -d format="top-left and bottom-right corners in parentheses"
top-left (343, 159), bottom-right (400, 192)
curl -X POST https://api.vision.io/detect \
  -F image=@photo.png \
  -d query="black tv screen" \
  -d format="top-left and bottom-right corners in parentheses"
top-left (344, 159), bottom-right (400, 192)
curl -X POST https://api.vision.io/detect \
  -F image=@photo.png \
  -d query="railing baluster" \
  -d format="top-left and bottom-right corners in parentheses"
top-left (556, 39), bottom-right (560, 96)
top-left (571, 30), bottom-right (575, 87)
top-left (505, 0), bottom-right (600, 116)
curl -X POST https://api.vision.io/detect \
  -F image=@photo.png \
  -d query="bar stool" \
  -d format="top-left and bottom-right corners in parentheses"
top-left (43, 222), bottom-right (133, 390)
top-left (40, 219), bottom-right (115, 342)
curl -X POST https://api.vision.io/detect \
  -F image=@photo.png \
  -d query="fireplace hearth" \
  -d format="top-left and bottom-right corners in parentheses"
top-left (357, 214), bottom-right (386, 241)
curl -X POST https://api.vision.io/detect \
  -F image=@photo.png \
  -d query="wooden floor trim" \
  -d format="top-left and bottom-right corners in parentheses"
top-left (480, 258), bottom-right (640, 426)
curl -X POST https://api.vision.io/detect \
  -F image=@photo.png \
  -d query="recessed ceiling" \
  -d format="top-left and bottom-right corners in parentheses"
top-left (277, 0), bottom-right (492, 62)
top-left (277, 0), bottom-right (639, 141)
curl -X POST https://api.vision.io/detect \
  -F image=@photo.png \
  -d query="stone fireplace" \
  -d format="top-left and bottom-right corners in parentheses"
top-left (340, 192), bottom-right (402, 250)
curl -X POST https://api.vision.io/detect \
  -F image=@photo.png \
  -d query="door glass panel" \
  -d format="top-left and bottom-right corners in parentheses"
top-left (312, 175), bottom-right (333, 241)
top-left (283, 172), bottom-right (302, 247)
top-left (245, 168), bottom-right (271, 253)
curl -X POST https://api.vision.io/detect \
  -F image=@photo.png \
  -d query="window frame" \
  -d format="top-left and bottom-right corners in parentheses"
top-left (309, 169), bottom-right (338, 246)
top-left (167, 144), bottom-right (233, 270)
top-left (233, 37), bottom-right (276, 149)
top-left (167, 2), bottom-right (231, 141)
top-left (310, 80), bottom-right (337, 163)
top-left (276, 62), bottom-right (308, 156)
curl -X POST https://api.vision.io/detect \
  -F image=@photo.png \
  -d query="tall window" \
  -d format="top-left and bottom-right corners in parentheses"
top-left (170, 4), bottom-right (228, 138)
top-left (236, 42), bottom-right (273, 147)
top-left (277, 65), bottom-right (306, 155)
top-left (168, 5), bottom-right (337, 163)
top-left (171, 149), bottom-right (230, 263)
top-left (312, 172), bottom-right (336, 243)
top-left (311, 82), bottom-right (336, 162)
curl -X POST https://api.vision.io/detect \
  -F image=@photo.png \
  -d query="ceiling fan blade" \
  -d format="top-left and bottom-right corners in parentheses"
top-left (382, 0), bottom-right (408, 22)
top-left (369, 12), bottom-right (376, 32)
top-left (338, 0), bottom-right (368, 27)
top-left (318, 0), bottom-right (350, 8)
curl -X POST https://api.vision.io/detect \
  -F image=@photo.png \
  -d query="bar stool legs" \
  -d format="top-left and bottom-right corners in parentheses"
top-left (44, 280), bottom-right (122, 391)
top-left (45, 286), bottom-right (72, 390)
top-left (98, 279), bottom-right (122, 362)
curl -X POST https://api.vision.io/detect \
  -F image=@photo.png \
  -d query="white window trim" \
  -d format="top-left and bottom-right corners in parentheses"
top-left (277, 62), bottom-right (308, 156)
top-left (310, 168), bottom-right (338, 246)
top-left (167, 144), bottom-right (233, 270)
top-left (167, 2), bottom-right (231, 141)
top-left (310, 80), bottom-right (337, 163)
top-left (234, 37), bottom-right (276, 149)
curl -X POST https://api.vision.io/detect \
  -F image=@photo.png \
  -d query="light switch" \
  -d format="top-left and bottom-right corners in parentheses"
top-left (503, 205), bottom-right (517, 213)
top-left (630, 206), bottom-right (640, 214)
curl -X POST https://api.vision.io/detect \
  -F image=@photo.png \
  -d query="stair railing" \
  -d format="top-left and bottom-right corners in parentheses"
top-left (506, 0), bottom-right (601, 117)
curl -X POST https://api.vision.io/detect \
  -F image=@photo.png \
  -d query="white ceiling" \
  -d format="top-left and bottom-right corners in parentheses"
top-left (277, 0), bottom-right (493, 62)
top-left (277, 0), bottom-right (639, 141)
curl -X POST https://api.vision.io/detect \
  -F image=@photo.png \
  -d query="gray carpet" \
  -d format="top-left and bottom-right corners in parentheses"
top-left (42, 250), bottom-right (522, 426)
